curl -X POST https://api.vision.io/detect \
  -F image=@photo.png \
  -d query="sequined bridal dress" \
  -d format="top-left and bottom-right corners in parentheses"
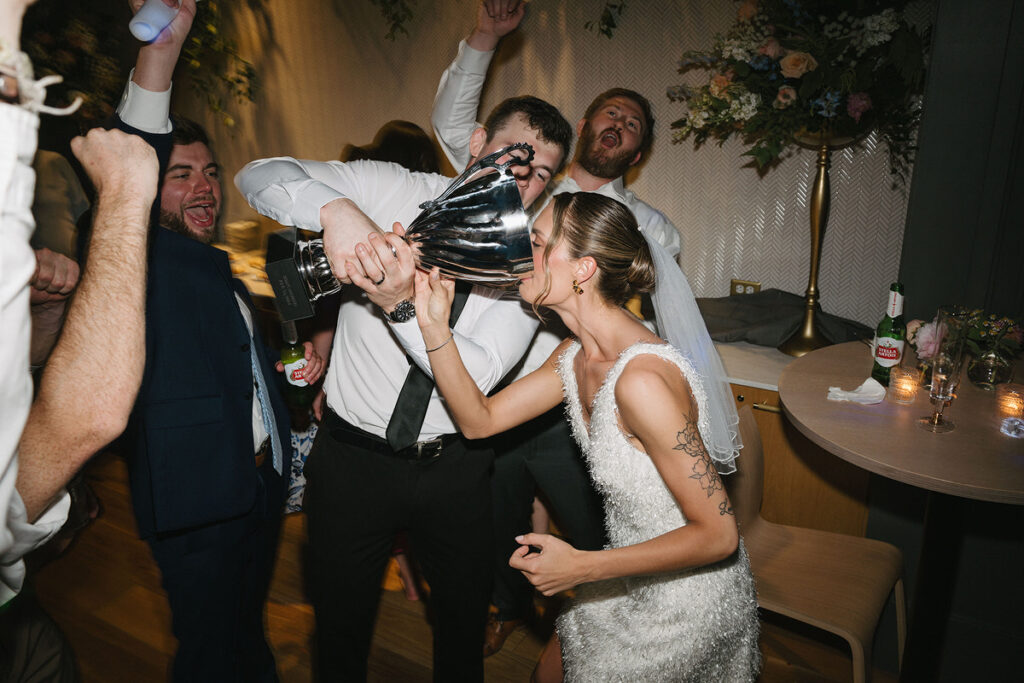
top-left (554, 341), bottom-right (760, 682)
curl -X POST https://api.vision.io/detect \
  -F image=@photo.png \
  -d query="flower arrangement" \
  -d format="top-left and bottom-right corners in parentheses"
top-left (668, 0), bottom-right (928, 183)
top-left (908, 311), bottom-right (1022, 361)
top-left (964, 312), bottom-right (1022, 359)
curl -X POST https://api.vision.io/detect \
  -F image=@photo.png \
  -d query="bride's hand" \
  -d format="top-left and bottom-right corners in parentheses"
top-left (509, 533), bottom-right (589, 596)
top-left (413, 267), bottom-right (455, 344)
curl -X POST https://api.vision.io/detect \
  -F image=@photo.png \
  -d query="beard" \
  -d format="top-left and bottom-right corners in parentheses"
top-left (575, 121), bottom-right (637, 180)
top-left (160, 209), bottom-right (216, 245)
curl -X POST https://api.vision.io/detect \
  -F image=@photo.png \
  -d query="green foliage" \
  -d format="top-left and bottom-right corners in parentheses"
top-left (963, 311), bottom-right (1022, 358)
top-left (368, 0), bottom-right (417, 40)
top-left (668, 0), bottom-right (930, 184)
top-left (22, 0), bottom-right (259, 131)
top-left (182, 0), bottom-right (260, 130)
top-left (585, 2), bottom-right (629, 39)
top-left (22, 2), bottom-right (127, 124)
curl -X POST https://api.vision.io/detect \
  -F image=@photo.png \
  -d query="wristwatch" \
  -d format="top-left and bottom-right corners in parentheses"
top-left (385, 299), bottom-right (416, 323)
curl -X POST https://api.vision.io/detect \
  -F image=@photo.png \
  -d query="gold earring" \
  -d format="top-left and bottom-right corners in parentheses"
top-left (572, 279), bottom-right (584, 295)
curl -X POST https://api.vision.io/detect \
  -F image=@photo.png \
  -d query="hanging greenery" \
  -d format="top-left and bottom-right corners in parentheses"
top-left (22, 0), bottom-right (259, 130)
top-left (181, 0), bottom-right (259, 129)
top-left (585, 2), bottom-right (629, 38)
top-left (367, 0), bottom-right (418, 40)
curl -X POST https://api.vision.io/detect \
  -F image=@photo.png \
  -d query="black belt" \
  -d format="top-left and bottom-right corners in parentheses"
top-left (325, 409), bottom-right (459, 461)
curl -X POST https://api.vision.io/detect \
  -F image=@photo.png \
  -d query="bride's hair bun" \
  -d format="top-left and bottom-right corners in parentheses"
top-left (546, 193), bottom-right (657, 307)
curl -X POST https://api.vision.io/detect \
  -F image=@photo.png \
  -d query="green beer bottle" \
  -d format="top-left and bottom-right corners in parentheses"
top-left (871, 283), bottom-right (906, 386)
top-left (280, 321), bottom-right (309, 389)
top-left (280, 320), bottom-right (314, 429)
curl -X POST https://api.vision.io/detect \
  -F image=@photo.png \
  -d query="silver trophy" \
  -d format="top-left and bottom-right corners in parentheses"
top-left (265, 144), bottom-right (535, 321)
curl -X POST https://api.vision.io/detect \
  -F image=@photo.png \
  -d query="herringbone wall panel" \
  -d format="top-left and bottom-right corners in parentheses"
top-left (196, 0), bottom-right (928, 327)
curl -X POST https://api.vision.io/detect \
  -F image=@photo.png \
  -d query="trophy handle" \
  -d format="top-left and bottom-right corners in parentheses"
top-left (420, 143), bottom-right (535, 211)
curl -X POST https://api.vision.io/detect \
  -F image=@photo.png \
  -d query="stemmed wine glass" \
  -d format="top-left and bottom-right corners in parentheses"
top-left (919, 307), bottom-right (968, 433)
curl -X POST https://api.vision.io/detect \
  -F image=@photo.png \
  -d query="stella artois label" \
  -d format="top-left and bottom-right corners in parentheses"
top-left (284, 358), bottom-right (309, 387)
top-left (874, 338), bottom-right (905, 368)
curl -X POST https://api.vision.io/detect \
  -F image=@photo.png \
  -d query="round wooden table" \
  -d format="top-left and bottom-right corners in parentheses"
top-left (778, 341), bottom-right (1024, 504)
top-left (778, 341), bottom-right (1024, 681)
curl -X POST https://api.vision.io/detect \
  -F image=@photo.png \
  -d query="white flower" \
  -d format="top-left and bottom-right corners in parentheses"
top-left (858, 8), bottom-right (899, 52)
top-left (689, 109), bottom-right (711, 129)
top-left (728, 92), bottom-right (761, 121)
top-left (721, 38), bottom-right (753, 62)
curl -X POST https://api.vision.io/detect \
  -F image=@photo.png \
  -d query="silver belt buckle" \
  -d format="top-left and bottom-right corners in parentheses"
top-left (414, 438), bottom-right (444, 459)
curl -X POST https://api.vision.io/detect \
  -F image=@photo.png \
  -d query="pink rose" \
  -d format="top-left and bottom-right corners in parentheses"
top-left (915, 321), bottom-right (941, 360)
top-left (758, 37), bottom-right (784, 59)
top-left (779, 51), bottom-right (818, 78)
top-left (709, 73), bottom-right (732, 97)
top-left (737, 0), bottom-right (758, 22)
top-left (847, 92), bottom-right (872, 123)
top-left (772, 85), bottom-right (797, 109)
top-left (906, 319), bottom-right (924, 344)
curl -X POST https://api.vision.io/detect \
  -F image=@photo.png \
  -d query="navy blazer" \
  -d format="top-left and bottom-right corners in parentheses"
top-left (119, 118), bottom-right (290, 538)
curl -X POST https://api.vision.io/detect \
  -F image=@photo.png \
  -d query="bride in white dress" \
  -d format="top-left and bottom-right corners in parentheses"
top-left (412, 192), bottom-right (759, 682)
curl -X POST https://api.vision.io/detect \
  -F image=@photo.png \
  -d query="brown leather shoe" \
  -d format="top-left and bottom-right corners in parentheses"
top-left (483, 614), bottom-right (524, 657)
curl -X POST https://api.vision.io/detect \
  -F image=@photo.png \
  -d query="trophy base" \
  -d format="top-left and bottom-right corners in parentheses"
top-left (265, 229), bottom-right (316, 322)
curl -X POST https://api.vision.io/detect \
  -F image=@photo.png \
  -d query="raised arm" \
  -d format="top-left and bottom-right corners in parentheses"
top-left (17, 129), bottom-right (158, 522)
top-left (119, 0), bottom-right (198, 134)
top-left (511, 356), bottom-right (739, 595)
top-left (412, 268), bottom-right (561, 438)
top-left (235, 157), bottom-right (390, 283)
top-left (431, 0), bottom-right (525, 171)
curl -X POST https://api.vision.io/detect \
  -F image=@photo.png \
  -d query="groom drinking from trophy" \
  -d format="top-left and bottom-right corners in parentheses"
top-left (235, 97), bottom-right (571, 681)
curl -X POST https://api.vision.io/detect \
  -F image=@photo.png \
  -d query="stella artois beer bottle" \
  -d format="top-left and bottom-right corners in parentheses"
top-left (871, 283), bottom-right (906, 386)
top-left (280, 321), bottom-right (309, 389)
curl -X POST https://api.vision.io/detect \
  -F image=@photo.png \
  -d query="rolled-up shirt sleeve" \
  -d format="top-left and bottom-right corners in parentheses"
top-left (2, 481), bottom-right (70, 605)
top-left (389, 286), bottom-right (539, 394)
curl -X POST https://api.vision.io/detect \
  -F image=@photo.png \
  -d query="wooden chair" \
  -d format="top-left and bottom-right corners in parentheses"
top-left (729, 406), bottom-right (906, 683)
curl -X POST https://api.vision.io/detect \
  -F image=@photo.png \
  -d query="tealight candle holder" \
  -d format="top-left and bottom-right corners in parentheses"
top-left (996, 383), bottom-right (1024, 418)
top-left (887, 366), bottom-right (919, 405)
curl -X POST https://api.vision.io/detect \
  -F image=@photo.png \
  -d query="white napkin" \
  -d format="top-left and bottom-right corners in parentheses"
top-left (827, 378), bottom-right (887, 404)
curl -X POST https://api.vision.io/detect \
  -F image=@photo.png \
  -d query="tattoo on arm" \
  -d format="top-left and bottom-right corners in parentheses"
top-left (672, 410), bottom-right (734, 516)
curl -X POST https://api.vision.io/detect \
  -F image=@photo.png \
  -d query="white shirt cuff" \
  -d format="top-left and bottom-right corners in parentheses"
top-left (454, 40), bottom-right (494, 75)
top-left (117, 68), bottom-right (172, 134)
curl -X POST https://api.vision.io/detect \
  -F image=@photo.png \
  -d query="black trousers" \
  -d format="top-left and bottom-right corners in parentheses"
top-left (491, 407), bottom-right (607, 621)
top-left (305, 410), bottom-right (493, 682)
top-left (148, 456), bottom-right (285, 683)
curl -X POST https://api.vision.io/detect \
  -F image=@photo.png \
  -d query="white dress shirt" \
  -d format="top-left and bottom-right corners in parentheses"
top-left (431, 41), bottom-right (682, 380)
top-left (1, 102), bottom-right (71, 605)
top-left (235, 158), bottom-right (539, 440)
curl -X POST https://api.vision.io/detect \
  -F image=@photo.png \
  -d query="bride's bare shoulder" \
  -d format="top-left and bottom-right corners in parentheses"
top-left (615, 350), bottom-right (694, 414)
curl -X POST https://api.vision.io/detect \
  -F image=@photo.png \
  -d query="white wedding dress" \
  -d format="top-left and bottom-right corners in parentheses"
top-left (555, 341), bottom-right (760, 682)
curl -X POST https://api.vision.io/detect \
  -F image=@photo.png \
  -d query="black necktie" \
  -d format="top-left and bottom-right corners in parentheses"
top-left (385, 282), bottom-right (470, 450)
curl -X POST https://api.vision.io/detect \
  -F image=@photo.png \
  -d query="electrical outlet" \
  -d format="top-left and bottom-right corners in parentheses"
top-left (730, 279), bottom-right (762, 296)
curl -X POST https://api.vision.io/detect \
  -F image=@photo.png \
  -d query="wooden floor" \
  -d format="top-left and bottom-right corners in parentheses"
top-left (30, 452), bottom-right (897, 682)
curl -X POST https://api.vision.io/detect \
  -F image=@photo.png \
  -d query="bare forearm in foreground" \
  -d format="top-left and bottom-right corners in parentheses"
top-left (17, 130), bottom-right (156, 522)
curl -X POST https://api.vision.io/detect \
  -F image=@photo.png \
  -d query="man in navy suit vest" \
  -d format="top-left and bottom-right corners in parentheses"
top-left (114, 2), bottom-right (319, 680)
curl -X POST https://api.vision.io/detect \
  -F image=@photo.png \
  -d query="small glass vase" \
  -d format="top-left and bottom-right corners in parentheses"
top-left (966, 349), bottom-right (1013, 390)
top-left (916, 359), bottom-right (932, 391)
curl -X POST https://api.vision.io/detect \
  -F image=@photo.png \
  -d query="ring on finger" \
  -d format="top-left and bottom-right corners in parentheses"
top-left (372, 274), bottom-right (386, 286)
